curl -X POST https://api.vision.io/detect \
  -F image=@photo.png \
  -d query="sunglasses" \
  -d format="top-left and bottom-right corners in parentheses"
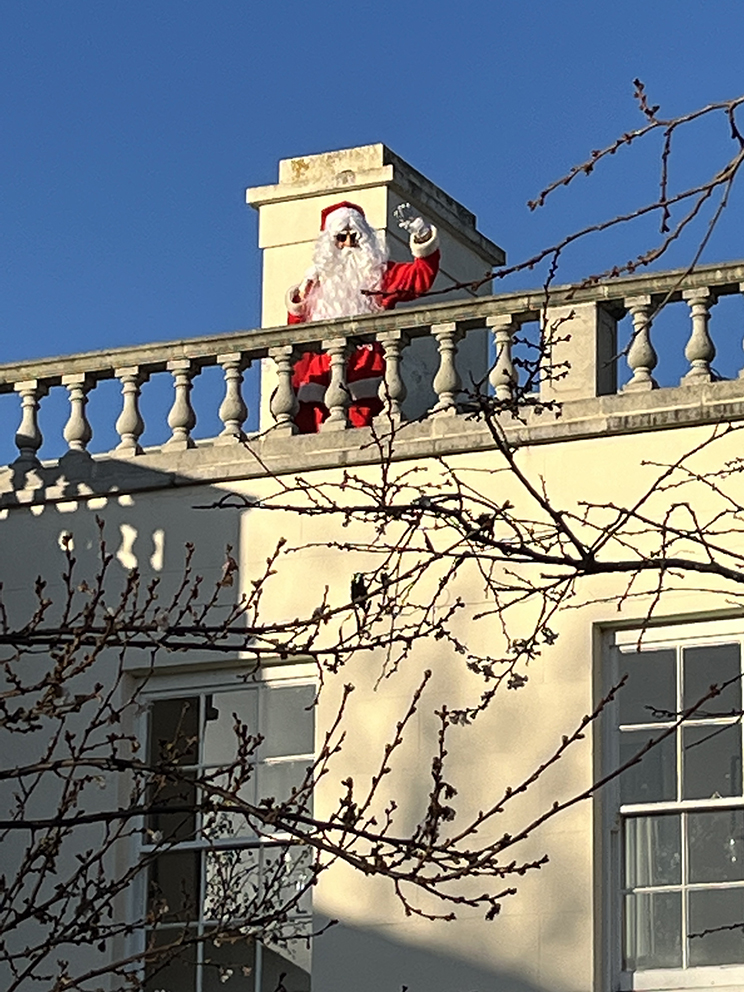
top-left (334, 230), bottom-right (359, 247)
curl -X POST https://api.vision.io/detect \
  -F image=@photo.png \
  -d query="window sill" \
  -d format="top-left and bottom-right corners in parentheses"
top-left (622, 964), bottom-right (744, 990)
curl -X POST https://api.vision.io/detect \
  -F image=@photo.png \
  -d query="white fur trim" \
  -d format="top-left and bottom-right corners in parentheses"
top-left (286, 285), bottom-right (305, 318)
top-left (410, 224), bottom-right (439, 258)
top-left (324, 206), bottom-right (366, 236)
top-left (347, 376), bottom-right (383, 400)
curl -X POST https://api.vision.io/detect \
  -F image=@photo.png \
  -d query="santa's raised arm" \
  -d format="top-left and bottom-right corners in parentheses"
top-left (286, 201), bottom-right (440, 433)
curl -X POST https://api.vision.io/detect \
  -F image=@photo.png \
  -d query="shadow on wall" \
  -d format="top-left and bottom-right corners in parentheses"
top-left (313, 919), bottom-right (547, 992)
top-left (2, 449), bottom-right (181, 507)
top-left (0, 456), bottom-right (252, 635)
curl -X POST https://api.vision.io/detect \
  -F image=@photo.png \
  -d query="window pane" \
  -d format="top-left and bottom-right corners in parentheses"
top-left (202, 776), bottom-right (258, 841)
top-left (148, 851), bottom-right (201, 923)
top-left (683, 643), bottom-right (741, 717)
top-left (618, 649), bottom-right (676, 725)
top-left (619, 730), bottom-right (676, 804)
top-left (624, 815), bottom-right (681, 887)
top-left (261, 685), bottom-right (316, 758)
top-left (258, 760), bottom-right (313, 825)
top-left (148, 698), bottom-right (200, 841)
top-left (202, 930), bottom-right (257, 991)
top-left (683, 724), bottom-right (742, 799)
top-left (149, 697), bottom-right (199, 765)
top-left (624, 890), bottom-right (682, 970)
top-left (262, 845), bottom-right (314, 918)
top-left (689, 809), bottom-right (744, 883)
top-left (144, 926), bottom-right (197, 992)
top-left (688, 887), bottom-right (744, 966)
top-left (204, 847), bottom-right (262, 923)
top-left (203, 689), bottom-right (259, 767)
top-left (204, 846), bottom-right (313, 925)
top-left (148, 771), bottom-right (197, 843)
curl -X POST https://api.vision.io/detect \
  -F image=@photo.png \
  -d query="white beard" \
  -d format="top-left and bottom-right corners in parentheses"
top-left (306, 227), bottom-right (388, 321)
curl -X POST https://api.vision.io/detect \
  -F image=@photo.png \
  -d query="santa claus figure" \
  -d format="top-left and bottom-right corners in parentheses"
top-left (286, 200), bottom-right (440, 433)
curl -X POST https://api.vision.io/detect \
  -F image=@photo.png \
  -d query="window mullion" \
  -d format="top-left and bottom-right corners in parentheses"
top-left (196, 691), bottom-right (205, 992)
top-left (676, 645), bottom-right (683, 805)
top-left (195, 926), bottom-right (204, 992)
top-left (676, 645), bottom-right (688, 970)
top-left (681, 810), bottom-right (689, 970)
top-left (256, 845), bottom-right (266, 992)
top-left (255, 940), bottom-right (263, 992)
top-left (198, 693), bottom-right (206, 842)
top-left (197, 838), bottom-right (208, 992)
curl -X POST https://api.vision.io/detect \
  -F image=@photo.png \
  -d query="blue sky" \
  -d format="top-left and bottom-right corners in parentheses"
top-left (2, 2), bottom-right (743, 370)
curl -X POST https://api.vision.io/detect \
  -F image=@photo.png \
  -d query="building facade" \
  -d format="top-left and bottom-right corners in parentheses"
top-left (1, 146), bottom-right (744, 992)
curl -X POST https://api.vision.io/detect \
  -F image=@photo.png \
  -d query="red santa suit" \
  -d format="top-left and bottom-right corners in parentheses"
top-left (286, 201), bottom-right (440, 434)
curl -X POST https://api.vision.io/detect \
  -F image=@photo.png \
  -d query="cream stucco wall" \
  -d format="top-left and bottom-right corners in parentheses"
top-left (2, 413), bottom-right (742, 992)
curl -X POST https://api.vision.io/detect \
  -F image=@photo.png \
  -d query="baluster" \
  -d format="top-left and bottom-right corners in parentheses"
top-left (377, 330), bottom-right (409, 422)
top-left (623, 296), bottom-right (658, 391)
top-left (115, 366), bottom-right (148, 456)
top-left (166, 360), bottom-right (197, 449)
top-left (217, 352), bottom-right (249, 442)
top-left (682, 289), bottom-right (716, 383)
top-left (321, 337), bottom-right (350, 431)
top-left (487, 315), bottom-right (518, 401)
top-left (62, 374), bottom-right (93, 453)
top-left (13, 379), bottom-right (48, 466)
top-left (432, 322), bottom-right (463, 414)
top-left (268, 345), bottom-right (299, 434)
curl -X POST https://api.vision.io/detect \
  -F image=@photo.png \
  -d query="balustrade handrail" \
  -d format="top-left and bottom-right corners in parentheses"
top-left (2, 260), bottom-right (743, 390)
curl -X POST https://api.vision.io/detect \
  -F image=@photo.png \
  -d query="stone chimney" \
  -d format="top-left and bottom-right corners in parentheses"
top-left (247, 143), bottom-right (504, 327)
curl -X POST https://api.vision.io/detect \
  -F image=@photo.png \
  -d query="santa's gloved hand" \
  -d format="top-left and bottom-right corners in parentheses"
top-left (394, 202), bottom-right (431, 241)
top-left (297, 266), bottom-right (319, 299)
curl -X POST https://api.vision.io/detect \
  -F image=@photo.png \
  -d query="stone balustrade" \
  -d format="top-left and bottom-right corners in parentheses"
top-left (2, 260), bottom-right (744, 471)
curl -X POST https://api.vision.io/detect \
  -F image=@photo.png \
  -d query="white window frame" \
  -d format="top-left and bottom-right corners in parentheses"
top-left (602, 619), bottom-right (744, 992)
top-left (136, 664), bottom-right (316, 992)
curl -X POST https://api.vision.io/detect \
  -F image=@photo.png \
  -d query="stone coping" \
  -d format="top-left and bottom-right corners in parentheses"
top-left (246, 143), bottom-right (506, 265)
top-left (1, 260), bottom-right (742, 389)
top-left (2, 375), bottom-right (744, 510)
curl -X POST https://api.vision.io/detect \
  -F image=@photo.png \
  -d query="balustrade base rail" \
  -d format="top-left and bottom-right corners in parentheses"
top-left (2, 375), bottom-right (744, 510)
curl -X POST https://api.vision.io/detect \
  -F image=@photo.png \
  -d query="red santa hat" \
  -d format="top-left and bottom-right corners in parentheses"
top-left (320, 201), bottom-right (366, 233)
